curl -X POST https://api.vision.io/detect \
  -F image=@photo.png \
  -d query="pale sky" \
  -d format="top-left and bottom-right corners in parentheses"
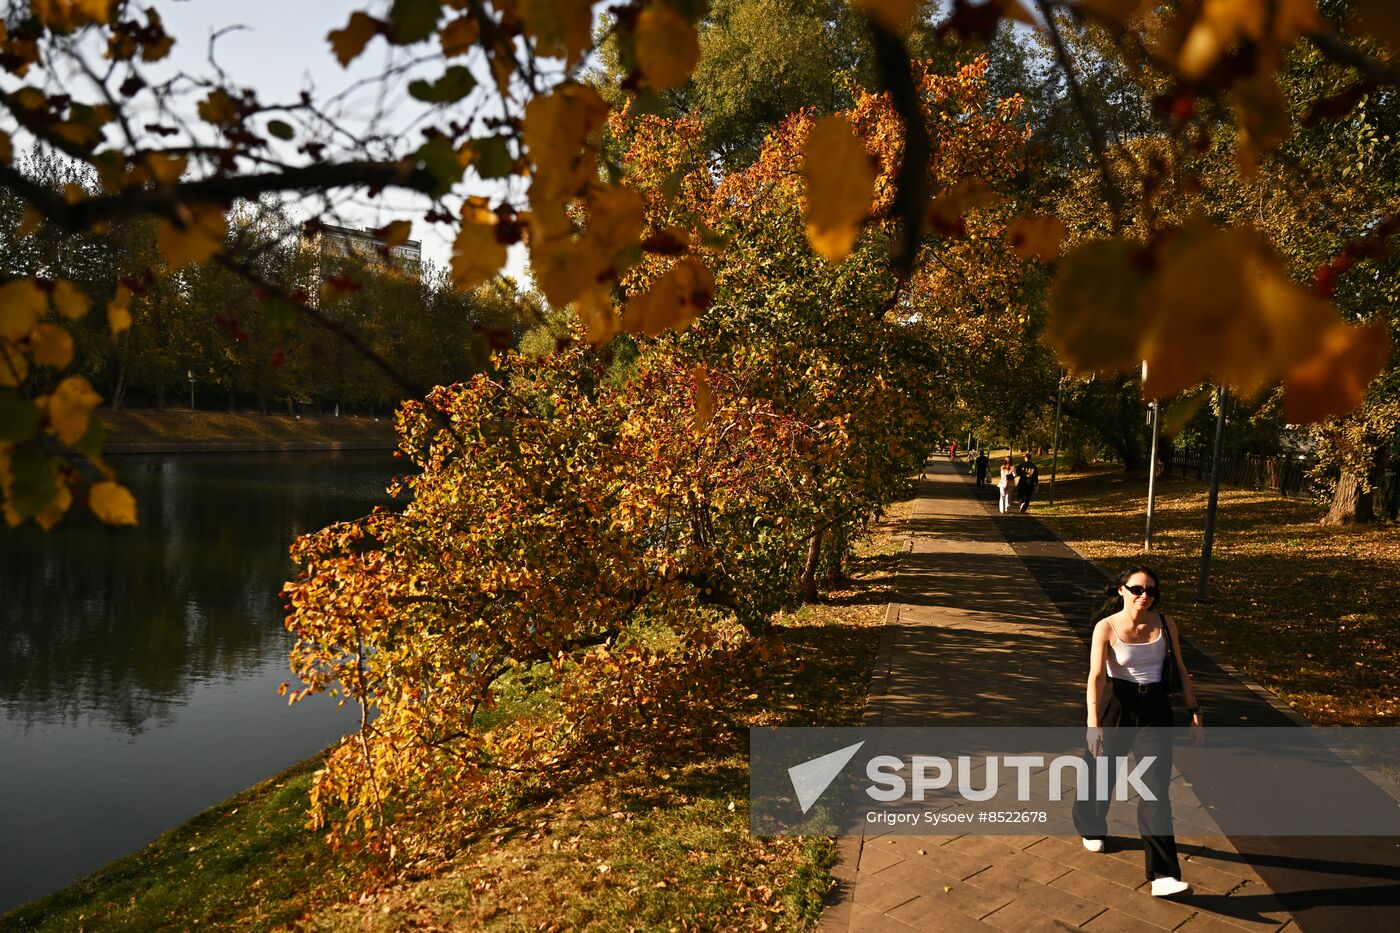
top-left (147, 0), bottom-right (529, 279)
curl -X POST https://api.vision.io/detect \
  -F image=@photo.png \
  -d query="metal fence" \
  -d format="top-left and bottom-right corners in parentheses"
top-left (1165, 450), bottom-right (1399, 518)
top-left (1165, 450), bottom-right (1313, 496)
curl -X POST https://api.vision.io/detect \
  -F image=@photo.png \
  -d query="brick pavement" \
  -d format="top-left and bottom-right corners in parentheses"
top-left (820, 460), bottom-right (1298, 933)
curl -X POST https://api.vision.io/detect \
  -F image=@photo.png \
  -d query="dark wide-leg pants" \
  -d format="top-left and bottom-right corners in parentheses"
top-left (1072, 678), bottom-right (1182, 881)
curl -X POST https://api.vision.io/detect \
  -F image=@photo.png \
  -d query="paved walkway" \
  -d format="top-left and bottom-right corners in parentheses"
top-left (819, 460), bottom-right (1400, 933)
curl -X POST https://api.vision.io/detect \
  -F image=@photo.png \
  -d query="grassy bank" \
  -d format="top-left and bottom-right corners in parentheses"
top-left (99, 410), bottom-right (396, 449)
top-left (1036, 464), bottom-right (1399, 726)
top-left (3, 501), bottom-right (911, 931)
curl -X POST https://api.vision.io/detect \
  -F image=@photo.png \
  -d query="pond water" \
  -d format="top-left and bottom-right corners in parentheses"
top-left (0, 450), bottom-right (405, 914)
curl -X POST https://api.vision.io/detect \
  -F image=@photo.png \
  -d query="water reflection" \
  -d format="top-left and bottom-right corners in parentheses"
top-left (0, 451), bottom-right (399, 734)
top-left (0, 449), bottom-right (403, 913)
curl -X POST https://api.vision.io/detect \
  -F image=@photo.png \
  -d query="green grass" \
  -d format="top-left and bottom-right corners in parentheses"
top-left (4, 502), bottom-right (911, 931)
top-left (0, 757), bottom-right (367, 932)
top-left (1037, 463), bottom-right (1400, 726)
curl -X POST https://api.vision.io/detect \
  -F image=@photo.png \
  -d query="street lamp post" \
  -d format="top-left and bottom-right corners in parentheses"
top-left (1049, 370), bottom-right (1064, 506)
top-left (187, 369), bottom-right (195, 412)
top-left (1145, 398), bottom-right (1160, 551)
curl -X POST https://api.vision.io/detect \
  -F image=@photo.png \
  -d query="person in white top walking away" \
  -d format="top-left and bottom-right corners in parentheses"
top-left (1074, 565), bottom-right (1205, 898)
top-left (997, 456), bottom-right (1015, 513)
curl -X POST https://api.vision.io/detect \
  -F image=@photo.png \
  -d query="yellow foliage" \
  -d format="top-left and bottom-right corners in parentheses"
top-left (635, 3), bottom-right (700, 90)
top-left (1007, 214), bottom-right (1066, 261)
top-left (802, 115), bottom-right (875, 263)
top-left (44, 375), bottom-right (102, 445)
top-left (518, 0), bottom-right (592, 66)
top-left (1045, 238), bottom-right (1151, 375)
top-left (31, 0), bottom-right (110, 31)
top-left (693, 364), bottom-right (714, 428)
top-left (29, 323), bottom-right (73, 369)
top-left (450, 198), bottom-right (506, 290)
top-left (52, 279), bottom-right (91, 319)
top-left (157, 202), bottom-right (227, 268)
top-left (16, 207), bottom-right (41, 237)
top-left (440, 16), bottom-right (479, 56)
top-left (107, 283), bottom-right (132, 336)
top-left (1140, 224), bottom-right (1330, 399)
top-left (89, 480), bottom-right (138, 525)
top-left (197, 89), bottom-right (239, 125)
top-left (34, 479), bottom-right (72, 531)
top-left (329, 12), bottom-right (380, 67)
top-left (381, 219), bottom-right (412, 247)
top-left (622, 257), bottom-right (714, 335)
top-left (0, 279), bottom-right (45, 340)
top-left (522, 82), bottom-right (609, 206)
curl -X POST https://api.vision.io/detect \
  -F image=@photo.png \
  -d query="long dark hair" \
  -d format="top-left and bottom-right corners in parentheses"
top-left (1090, 565), bottom-right (1162, 624)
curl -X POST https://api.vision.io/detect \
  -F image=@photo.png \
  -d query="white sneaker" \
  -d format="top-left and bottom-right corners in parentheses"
top-left (1081, 837), bottom-right (1104, 853)
top-left (1150, 877), bottom-right (1192, 897)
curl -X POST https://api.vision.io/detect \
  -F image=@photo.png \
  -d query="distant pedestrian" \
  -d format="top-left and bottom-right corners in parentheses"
top-left (975, 450), bottom-right (989, 488)
top-left (997, 457), bottom-right (1014, 513)
top-left (1075, 565), bottom-right (1204, 898)
top-left (1015, 453), bottom-right (1039, 513)
top-left (949, 439), bottom-right (958, 461)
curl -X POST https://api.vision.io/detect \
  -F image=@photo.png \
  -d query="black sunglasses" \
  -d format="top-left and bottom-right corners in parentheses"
top-left (1124, 584), bottom-right (1159, 598)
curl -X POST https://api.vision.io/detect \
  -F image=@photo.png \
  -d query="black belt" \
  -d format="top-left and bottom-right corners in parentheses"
top-left (1110, 677), bottom-right (1165, 694)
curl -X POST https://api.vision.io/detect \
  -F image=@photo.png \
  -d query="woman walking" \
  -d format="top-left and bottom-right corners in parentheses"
top-left (997, 457), bottom-right (1015, 513)
top-left (1073, 565), bottom-right (1204, 898)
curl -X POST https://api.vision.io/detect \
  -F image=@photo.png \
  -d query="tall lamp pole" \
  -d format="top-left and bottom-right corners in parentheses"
top-left (1196, 385), bottom-right (1227, 601)
top-left (1048, 370), bottom-right (1064, 506)
top-left (1145, 397), bottom-right (1160, 551)
top-left (187, 369), bottom-right (195, 412)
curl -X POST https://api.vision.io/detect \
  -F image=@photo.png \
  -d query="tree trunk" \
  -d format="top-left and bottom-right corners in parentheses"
top-left (1323, 436), bottom-right (1385, 525)
top-left (156, 385), bottom-right (166, 411)
top-left (227, 389), bottom-right (236, 413)
top-left (257, 393), bottom-right (268, 416)
top-left (1324, 473), bottom-right (1375, 525)
top-left (111, 365), bottom-right (127, 412)
top-left (800, 526), bottom-right (824, 603)
top-left (286, 396), bottom-right (294, 416)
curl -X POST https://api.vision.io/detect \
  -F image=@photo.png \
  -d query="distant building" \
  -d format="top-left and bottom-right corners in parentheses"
top-left (300, 221), bottom-right (423, 270)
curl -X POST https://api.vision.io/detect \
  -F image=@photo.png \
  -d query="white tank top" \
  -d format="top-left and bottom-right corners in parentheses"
top-left (1105, 618), bottom-right (1167, 684)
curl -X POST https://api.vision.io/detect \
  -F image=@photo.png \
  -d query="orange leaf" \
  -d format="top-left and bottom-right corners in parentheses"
top-left (157, 203), bottom-right (227, 268)
top-left (0, 279), bottom-right (45, 340)
top-left (803, 115), bottom-right (876, 263)
top-left (1045, 237), bottom-right (1153, 375)
top-left (45, 375), bottom-right (102, 445)
top-left (635, 3), bottom-right (700, 90)
top-left (450, 199), bottom-right (506, 290)
top-left (622, 257), bottom-right (714, 335)
top-left (30, 323), bottom-right (74, 369)
top-left (518, 0), bottom-right (592, 66)
top-left (1007, 214), bottom-right (1066, 261)
top-left (1284, 320), bottom-right (1391, 423)
top-left (440, 15), bottom-right (480, 56)
top-left (52, 279), bottom-right (91, 320)
top-left (693, 364), bottom-right (714, 428)
top-left (329, 12), bottom-right (381, 67)
top-left (89, 480), bottom-right (138, 525)
top-left (108, 283), bottom-right (132, 336)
